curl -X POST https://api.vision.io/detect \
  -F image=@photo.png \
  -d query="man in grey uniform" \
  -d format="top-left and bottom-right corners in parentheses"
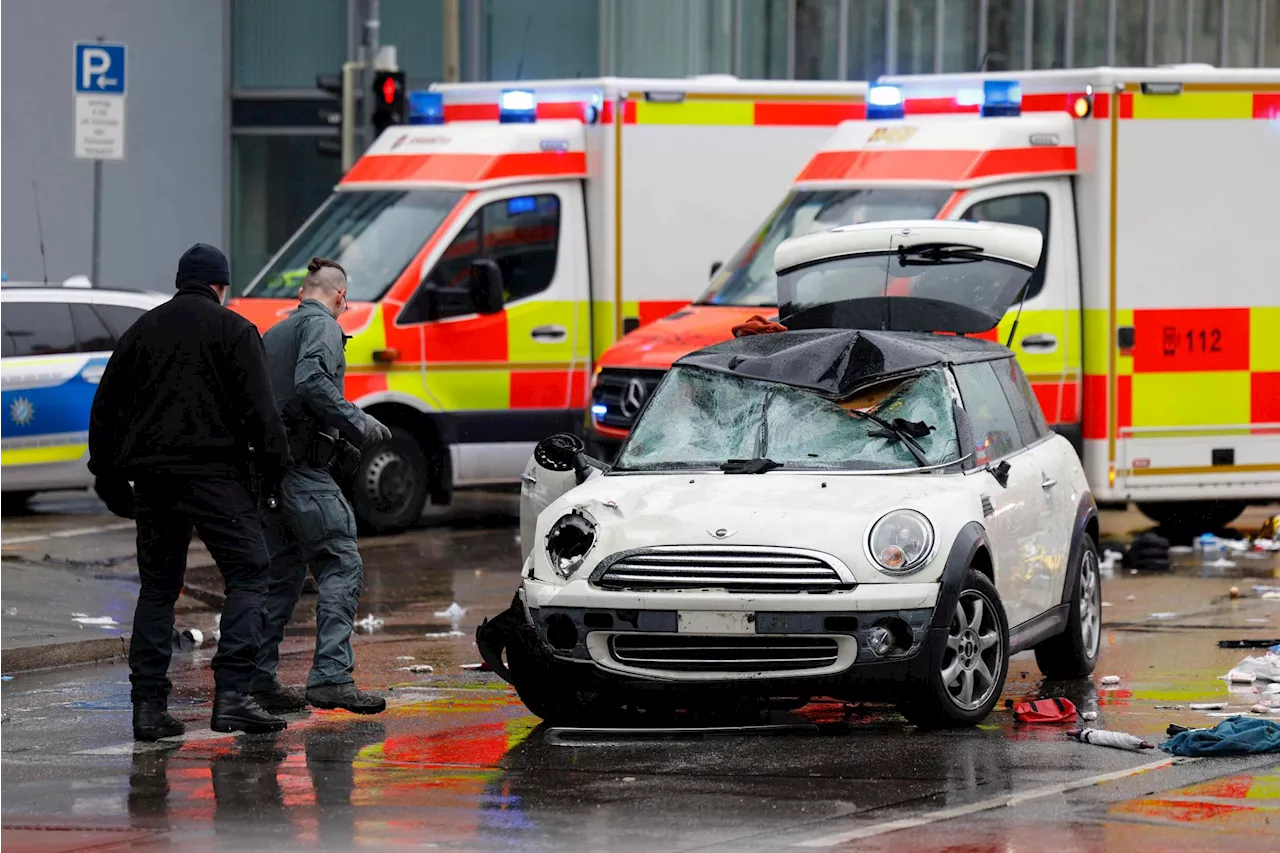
top-left (250, 257), bottom-right (392, 714)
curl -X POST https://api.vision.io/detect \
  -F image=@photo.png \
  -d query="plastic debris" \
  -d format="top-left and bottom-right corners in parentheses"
top-left (1264, 592), bottom-right (1280, 601)
top-left (1246, 618), bottom-right (1270, 624)
top-left (1219, 652), bottom-right (1280, 683)
top-left (1148, 612), bottom-right (1177, 620)
top-left (622, 776), bottom-right (637, 782)
top-left (1252, 703), bottom-right (1280, 714)
top-left (396, 656), bottom-right (415, 661)
top-left (1254, 538), bottom-right (1279, 552)
top-left (1154, 705), bottom-right (1184, 711)
top-left (1168, 545), bottom-right (1193, 555)
top-left (435, 602), bottom-right (467, 620)
top-left (1221, 539), bottom-right (1250, 552)
top-left (72, 614), bottom-right (119, 627)
top-left (1266, 684), bottom-right (1280, 695)
top-left (4, 607), bottom-right (16, 616)
top-left (424, 631), bottom-right (464, 639)
top-left (1126, 595), bottom-right (1137, 602)
top-left (460, 662), bottom-right (490, 671)
top-left (1, 675), bottom-right (13, 681)
top-left (1099, 549), bottom-right (1123, 573)
top-left (1080, 711), bottom-right (1099, 722)
top-left (1100, 675), bottom-right (1122, 686)
top-left (1161, 716), bottom-right (1280, 756)
top-left (1207, 558), bottom-right (1238, 569)
top-left (398, 664), bottom-right (434, 674)
top-left (1225, 669), bottom-right (1258, 684)
top-left (1190, 702), bottom-right (1228, 711)
top-left (1218, 639), bottom-right (1280, 648)
top-left (1068, 728), bottom-right (1154, 751)
top-left (355, 614), bottom-right (385, 633)
top-left (1101, 601), bottom-right (1114, 607)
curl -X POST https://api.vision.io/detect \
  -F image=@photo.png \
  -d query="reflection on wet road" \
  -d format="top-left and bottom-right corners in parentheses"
top-left (3, 495), bottom-right (1280, 851)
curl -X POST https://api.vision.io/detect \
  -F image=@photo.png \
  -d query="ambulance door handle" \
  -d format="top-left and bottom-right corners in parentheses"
top-left (530, 325), bottom-right (567, 342)
top-left (1020, 333), bottom-right (1058, 352)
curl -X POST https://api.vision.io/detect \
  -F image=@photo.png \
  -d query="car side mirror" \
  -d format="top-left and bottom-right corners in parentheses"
top-left (469, 259), bottom-right (504, 315)
top-left (533, 432), bottom-right (606, 485)
top-left (710, 260), bottom-right (723, 278)
top-left (988, 460), bottom-right (1011, 489)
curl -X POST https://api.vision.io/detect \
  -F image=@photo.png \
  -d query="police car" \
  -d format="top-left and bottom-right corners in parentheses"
top-left (1, 280), bottom-right (168, 513)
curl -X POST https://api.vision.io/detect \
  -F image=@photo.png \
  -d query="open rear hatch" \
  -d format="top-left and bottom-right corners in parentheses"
top-left (773, 220), bottom-right (1043, 335)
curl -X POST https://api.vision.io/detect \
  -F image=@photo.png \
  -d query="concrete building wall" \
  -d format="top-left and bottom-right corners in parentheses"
top-left (2, 0), bottom-right (226, 291)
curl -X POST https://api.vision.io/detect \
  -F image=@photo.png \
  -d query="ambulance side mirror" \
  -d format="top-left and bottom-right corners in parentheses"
top-left (469, 259), bottom-right (504, 315)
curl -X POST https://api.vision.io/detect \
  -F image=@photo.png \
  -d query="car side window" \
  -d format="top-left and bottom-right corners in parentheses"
top-left (991, 356), bottom-right (1049, 445)
top-left (70, 303), bottom-right (115, 352)
top-left (1, 320), bottom-right (15, 358)
top-left (952, 361), bottom-right (1024, 464)
top-left (399, 193), bottom-right (561, 324)
top-left (960, 193), bottom-right (1049, 299)
top-left (93, 304), bottom-right (148, 341)
top-left (3, 302), bottom-right (78, 357)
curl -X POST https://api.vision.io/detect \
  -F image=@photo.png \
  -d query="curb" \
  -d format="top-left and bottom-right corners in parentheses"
top-left (2, 636), bottom-right (129, 674)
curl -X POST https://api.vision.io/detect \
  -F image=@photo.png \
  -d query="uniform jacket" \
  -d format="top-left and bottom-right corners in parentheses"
top-left (88, 283), bottom-right (291, 483)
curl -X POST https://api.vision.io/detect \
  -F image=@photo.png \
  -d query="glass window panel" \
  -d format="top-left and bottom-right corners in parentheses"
top-left (1032, 0), bottom-right (1068, 69)
top-left (796, 0), bottom-right (841, 79)
top-left (1269, 0), bottom-right (1280, 65)
top-left (847, 0), bottom-right (889, 78)
top-left (1114, 0), bottom-right (1147, 66)
top-left (4, 303), bottom-right (77, 358)
top-left (93, 304), bottom-right (148, 342)
top-left (742, 0), bottom-right (790, 78)
top-left (485, 0), bottom-right (599, 80)
top-left (897, 0), bottom-right (939, 75)
top-left (953, 361), bottom-right (1025, 462)
top-left (987, 0), bottom-right (1030, 70)
top-left (1225, 0), bottom-right (1260, 65)
top-left (1192, 0), bottom-right (1221, 63)
top-left (942, 0), bottom-right (983, 71)
top-left (1072, 0), bottom-right (1111, 66)
top-left (232, 0), bottom-right (345, 90)
top-left (381, 0), bottom-right (444, 86)
top-left (1152, 0), bottom-right (1187, 64)
top-left (70, 303), bottom-right (115, 353)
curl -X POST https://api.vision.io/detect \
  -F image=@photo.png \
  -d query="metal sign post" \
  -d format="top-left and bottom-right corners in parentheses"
top-left (74, 39), bottom-right (127, 288)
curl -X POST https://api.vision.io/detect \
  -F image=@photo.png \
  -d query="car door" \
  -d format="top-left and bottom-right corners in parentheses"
top-left (954, 360), bottom-right (1054, 630)
top-left (950, 179), bottom-right (1077, 430)
top-left (395, 182), bottom-right (589, 485)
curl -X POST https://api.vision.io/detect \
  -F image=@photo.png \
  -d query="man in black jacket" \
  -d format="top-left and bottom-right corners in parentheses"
top-left (89, 243), bottom-right (293, 740)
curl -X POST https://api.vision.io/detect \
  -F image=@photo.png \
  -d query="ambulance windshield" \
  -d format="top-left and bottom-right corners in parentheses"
top-left (238, 189), bottom-right (465, 301)
top-left (698, 189), bottom-right (950, 308)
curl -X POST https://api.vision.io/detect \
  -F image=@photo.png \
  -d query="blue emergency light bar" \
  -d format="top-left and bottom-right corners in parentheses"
top-left (408, 91), bottom-right (445, 125)
top-left (980, 80), bottom-right (1022, 117)
top-left (866, 84), bottom-right (904, 120)
top-left (500, 89), bottom-right (537, 123)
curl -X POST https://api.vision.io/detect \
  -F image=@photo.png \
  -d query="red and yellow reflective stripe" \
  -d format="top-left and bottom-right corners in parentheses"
top-left (796, 146), bottom-right (1076, 184)
top-left (342, 151), bottom-right (587, 185)
top-left (622, 96), bottom-right (864, 127)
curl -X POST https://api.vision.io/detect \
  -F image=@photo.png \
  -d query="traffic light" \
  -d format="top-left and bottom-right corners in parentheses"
top-left (371, 70), bottom-right (407, 138)
top-left (316, 65), bottom-right (361, 170)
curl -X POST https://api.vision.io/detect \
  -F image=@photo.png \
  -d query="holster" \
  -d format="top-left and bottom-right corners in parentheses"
top-left (285, 416), bottom-right (339, 468)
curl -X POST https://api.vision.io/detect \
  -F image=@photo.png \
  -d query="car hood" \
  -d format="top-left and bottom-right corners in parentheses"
top-left (534, 471), bottom-right (980, 586)
top-left (599, 304), bottom-right (771, 370)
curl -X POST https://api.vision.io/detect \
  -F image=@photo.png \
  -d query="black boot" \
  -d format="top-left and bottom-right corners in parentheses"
top-left (305, 683), bottom-right (387, 715)
top-left (211, 690), bottom-right (288, 734)
top-left (252, 683), bottom-right (309, 714)
top-left (133, 699), bottom-right (184, 742)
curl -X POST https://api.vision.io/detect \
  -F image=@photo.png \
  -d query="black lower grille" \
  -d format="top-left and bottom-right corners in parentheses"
top-left (591, 369), bottom-right (666, 430)
top-left (608, 634), bottom-right (840, 673)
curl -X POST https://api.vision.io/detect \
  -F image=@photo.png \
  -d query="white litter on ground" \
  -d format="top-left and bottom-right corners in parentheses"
top-left (397, 664), bottom-right (434, 674)
top-left (354, 614), bottom-right (385, 632)
top-left (424, 631), bottom-right (464, 639)
top-left (1148, 612), bottom-right (1177, 620)
top-left (396, 656), bottom-right (415, 661)
top-left (1220, 652), bottom-right (1280, 683)
top-left (1125, 595), bottom-right (1136, 602)
top-left (1189, 702), bottom-right (1228, 711)
top-left (435, 603), bottom-right (467, 620)
top-left (1100, 675), bottom-right (1121, 686)
top-left (1080, 711), bottom-right (1098, 721)
top-left (72, 615), bottom-right (119, 627)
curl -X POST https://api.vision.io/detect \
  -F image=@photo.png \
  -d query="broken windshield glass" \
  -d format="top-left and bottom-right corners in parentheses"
top-left (614, 365), bottom-right (961, 473)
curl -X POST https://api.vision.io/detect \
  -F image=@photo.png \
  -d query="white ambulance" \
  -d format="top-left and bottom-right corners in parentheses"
top-left (592, 66), bottom-right (1280, 531)
top-left (230, 76), bottom-right (867, 532)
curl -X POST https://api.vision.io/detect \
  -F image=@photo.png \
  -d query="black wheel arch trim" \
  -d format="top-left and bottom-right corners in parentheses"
top-left (1060, 492), bottom-right (1099, 608)
top-left (930, 521), bottom-right (992, 631)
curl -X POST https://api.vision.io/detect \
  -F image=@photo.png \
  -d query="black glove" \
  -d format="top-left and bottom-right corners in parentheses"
top-left (94, 477), bottom-right (136, 520)
top-left (329, 438), bottom-right (363, 490)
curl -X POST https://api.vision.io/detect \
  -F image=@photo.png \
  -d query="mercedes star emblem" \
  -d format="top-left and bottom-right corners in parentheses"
top-left (618, 377), bottom-right (648, 418)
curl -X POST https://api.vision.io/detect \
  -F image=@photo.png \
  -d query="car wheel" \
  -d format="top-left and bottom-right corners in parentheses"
top-left (1034, 536), bottom-right (1102, 679)
top-left (1137, 500), bottom-right (1245, 532)
top-left (900, 569), bottom-right (1009, 728)
top-left (350, 426), bottom-right (429, 535)
top-left (1, 491), bottom-right (33, 516)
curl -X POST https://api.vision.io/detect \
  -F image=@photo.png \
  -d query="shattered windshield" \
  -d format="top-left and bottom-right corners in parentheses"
top-left (237, 189), bottom-right (464, 301)
top-left (614, 365), bottom-right (961, 472)
top-left (696, 189), bottom-right (951, 308)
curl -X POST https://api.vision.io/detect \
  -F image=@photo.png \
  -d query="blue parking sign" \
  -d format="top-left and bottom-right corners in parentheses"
top-left (74, 42), bottom-right (126, 95)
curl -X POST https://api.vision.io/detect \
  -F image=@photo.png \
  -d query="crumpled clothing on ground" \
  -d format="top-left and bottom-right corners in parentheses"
top-left (1160, 716), bottom-right (1280, 756)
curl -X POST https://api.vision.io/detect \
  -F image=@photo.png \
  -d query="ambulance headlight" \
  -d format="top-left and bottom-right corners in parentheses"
top-left (500, 89), bottom-right (537, 123)
top-left (546, 510), bottom-right (597, 578)
top-left (868, 510), bottom-right (934, 575)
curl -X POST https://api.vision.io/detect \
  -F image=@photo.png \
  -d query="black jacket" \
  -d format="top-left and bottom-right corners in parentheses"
top-left (88, 283), bottom-right (291, 483)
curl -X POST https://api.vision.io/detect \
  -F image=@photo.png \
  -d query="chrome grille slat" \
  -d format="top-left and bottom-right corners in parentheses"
top-left (596, 546), bottom-right (849, 593)
top-left (609, 634), bottom-right (840, 673)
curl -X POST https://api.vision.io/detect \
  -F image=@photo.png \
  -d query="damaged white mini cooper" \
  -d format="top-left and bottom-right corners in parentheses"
top-left (478, 220), bottom-right (1101, 727)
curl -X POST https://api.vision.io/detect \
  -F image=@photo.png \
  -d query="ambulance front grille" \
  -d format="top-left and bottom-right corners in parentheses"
top-left (593, 546), bottom-right (851, 593)
top-left (591, 369), bottom-right (666, 430)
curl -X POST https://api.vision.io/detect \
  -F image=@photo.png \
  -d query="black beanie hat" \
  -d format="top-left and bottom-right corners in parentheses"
top-left (175, 243), bottom-right (231, 289)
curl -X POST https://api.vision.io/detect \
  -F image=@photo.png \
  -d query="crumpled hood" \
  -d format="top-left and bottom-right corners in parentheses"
top-left (599, 304), bottom-right (770, 370)
top-left (533, 471), bottom-right (979, 585)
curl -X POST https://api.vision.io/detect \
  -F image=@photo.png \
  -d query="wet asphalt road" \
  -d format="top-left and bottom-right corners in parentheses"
top-left (3, 493), bottom-right (1280, 851)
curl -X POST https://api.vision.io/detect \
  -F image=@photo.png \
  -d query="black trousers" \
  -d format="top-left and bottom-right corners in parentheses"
top-left (130, 475), bottom-right (269, 700)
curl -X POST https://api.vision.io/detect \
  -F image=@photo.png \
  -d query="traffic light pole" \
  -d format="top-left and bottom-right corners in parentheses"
top-left (361, 0), bottom-right (380, 152)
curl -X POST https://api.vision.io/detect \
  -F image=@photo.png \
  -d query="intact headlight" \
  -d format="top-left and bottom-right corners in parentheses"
top-left (545, 509), bottom-right (597, 578)
top-left (868, 509), bottom-right (934, 575)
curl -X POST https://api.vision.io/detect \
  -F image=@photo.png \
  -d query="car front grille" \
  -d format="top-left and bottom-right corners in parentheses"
top-left (608, 634), bottom-right (841, 673)
top-left (591, 369), bottom-right (666, 431)
top-left (593, 546), bottom-right (851, 593)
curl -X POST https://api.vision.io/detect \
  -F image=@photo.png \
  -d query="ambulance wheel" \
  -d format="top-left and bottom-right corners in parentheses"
top-left (1, 491), bottom-right (33, 516)
top-left (1034, 536), bottom-right (1102, 680)
top-left (352, 426), bottom-right (429, 535)
top-left (1138, 500), bottom-right (1245, 532)
top-left (900, 569), bottom-right (1009, 728)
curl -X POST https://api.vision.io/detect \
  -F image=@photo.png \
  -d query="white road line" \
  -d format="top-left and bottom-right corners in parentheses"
top-left (3, 522), bottom-right (134, 546)
top-left (793, 756), bottom-right (1180, 847)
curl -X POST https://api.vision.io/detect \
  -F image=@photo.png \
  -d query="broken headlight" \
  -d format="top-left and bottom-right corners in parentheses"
top-left (545, 510), bottom-right (597, 578)
top-left (868, 509), bottom-right (934, 575)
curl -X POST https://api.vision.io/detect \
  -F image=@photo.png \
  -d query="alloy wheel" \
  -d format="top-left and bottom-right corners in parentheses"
top-left (941, 590), bottom-right (1003, 710)
top-left (1079, 549), bottom-right (1101, 658)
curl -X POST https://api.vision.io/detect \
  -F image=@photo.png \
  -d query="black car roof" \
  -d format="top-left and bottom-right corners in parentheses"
top-left (675, 328), bottom-right (1011, 399)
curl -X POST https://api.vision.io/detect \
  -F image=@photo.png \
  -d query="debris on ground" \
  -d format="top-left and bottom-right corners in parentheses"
top-left (1128, 532), bottom-right (1170, 571)
top-left (1126, 595), bottom-right (1137, 601)
top-left (424, 631), bottom-right (464, 639)
top-left (1230, 586), bottom-right (1240, 599)
top-left (1101, 601), bottom-right (1114, 607)
top-left (1218, 639), bottom-right (1280, 649)
top-left (71, 614), bottom-right (119, 627)
top-left (1218, 652), bottom-right (1280, 683)
top-left (1, 675), bottom-right (13, 681)
top-left (397, 664), bottom-right (434, 674)
top-left (1100, 675), bottom-right (1121, 686)
top-left (1148, 612), bottom-right (1177, 620)
top-left (1080, 711), bottom-right (1099, 722)
top-left (1099, 549), bottom-right (1124, 574)
top-left (396, 656), bottom-right (415, 661)
top-left (1154, 705), bottom-right (1184, 711)
top-left (1160, 716), bottom-right (1280, 756)
top-left (4, 607), bottom-right (16, 616)
top-left (1226, 669), bottom-right (1257, 683)
top-left (1251, 703), bottom-right (1280, 714)
top-left (1264, 592), bottom-right (1280, 601)
top-left (460, 662), bottom-right (490, 671)
top-left (354, 614), bottom-right (385, 633)
top-left (1009, 697), bottom-right (1077, 723)
top-left (1068, 728), bottom-right (1154, 751)
top-left (1189, 702), bottom-right (1228, 711)
top-left (170, 628), bottom-right (204, 652)
top-left (435, 602), bottom-right (467, 620)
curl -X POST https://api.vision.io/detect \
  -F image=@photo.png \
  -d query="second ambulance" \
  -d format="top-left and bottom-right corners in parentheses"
top-left (590, 65), bottom-right (1280, 530)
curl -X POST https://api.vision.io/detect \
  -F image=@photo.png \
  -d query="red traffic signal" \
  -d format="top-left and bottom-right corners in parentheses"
top-left (372, 70), bottom-right (407, 136)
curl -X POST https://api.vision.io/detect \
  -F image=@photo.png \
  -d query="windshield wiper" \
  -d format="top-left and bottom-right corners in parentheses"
top-left (897, 242), bottom-right (985, 266)
top-left (848, 410), bottom-right (934, 467)
top-left (720, 458), bottom-right (784, 475)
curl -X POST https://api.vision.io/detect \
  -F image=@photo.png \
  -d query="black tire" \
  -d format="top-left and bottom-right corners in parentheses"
top-left (1035, 536), bottom-right (1102, 679)
top-left (350, 426), bottom-right (430, 535)
top-left (900, 569), bottom-right (1010, 728)
top-left (1, 491), bottom-right (33, 516)
top-left (1138, 500), bottom-right (1245, 531)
